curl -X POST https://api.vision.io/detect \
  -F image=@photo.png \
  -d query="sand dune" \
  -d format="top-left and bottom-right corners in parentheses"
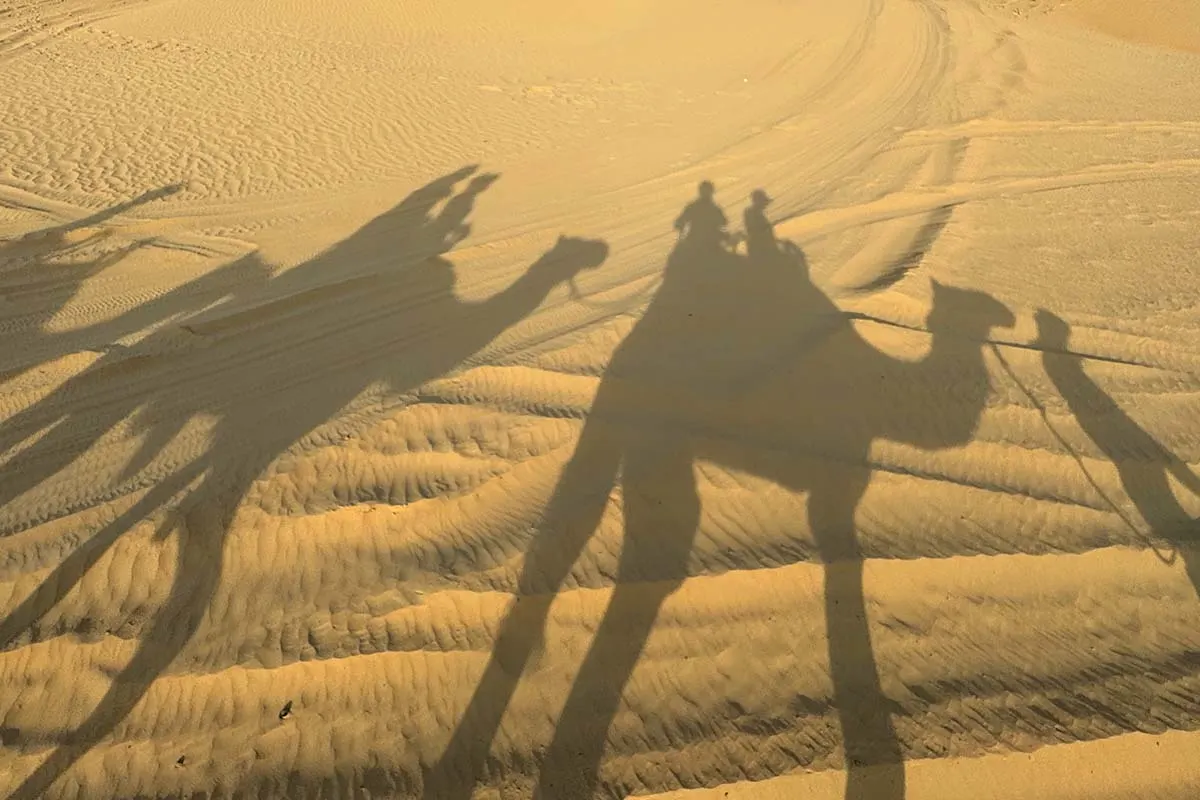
top-left (2, 0), bottom-right (1200, 798)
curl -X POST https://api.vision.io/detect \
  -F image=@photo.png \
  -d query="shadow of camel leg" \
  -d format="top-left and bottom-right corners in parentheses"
top-left (421, 426), bottom-right (623, 800)
top-left (536, 582), bottom-right (678, 799)
top-left (0, 396), bottom-right (131, 522)
top-left (810, 469), bottom-right (905, 800)
top-left (535, 436), bottom-right (699, 799)
top-left (7, 473), bottom-right (226, 800)
top-left (1179, 542), bottom-right (1200, 598)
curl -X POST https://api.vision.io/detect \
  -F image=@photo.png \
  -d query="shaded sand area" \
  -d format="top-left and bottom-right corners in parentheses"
top-left (2, 0), bottom-right (1200, 797)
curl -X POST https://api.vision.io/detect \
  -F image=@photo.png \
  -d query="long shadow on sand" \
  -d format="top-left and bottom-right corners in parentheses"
top-left (0, 184), bottom-right (206, 371)
top-left (423, 183), bottom-right (1015, 799)
top-left (0, 166), bottom-right (608, 799)
top-left (1036, 310), bottom-right (1200, 594)
top-left (0, 186), bottom-right (180, 309)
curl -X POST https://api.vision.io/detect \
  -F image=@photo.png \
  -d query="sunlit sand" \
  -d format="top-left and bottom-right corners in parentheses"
top-left (2, 1), bottom-right (1199, 797)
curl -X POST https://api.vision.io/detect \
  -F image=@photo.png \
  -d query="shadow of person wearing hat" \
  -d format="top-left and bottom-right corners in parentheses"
top-left (742, 188), bottom-right (779, 262)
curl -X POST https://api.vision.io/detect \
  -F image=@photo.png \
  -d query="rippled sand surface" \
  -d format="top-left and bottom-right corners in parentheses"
top-left (2, 1), bottom-right (1199, 797)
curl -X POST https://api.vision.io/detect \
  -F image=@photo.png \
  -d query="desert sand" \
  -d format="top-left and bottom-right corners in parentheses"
top-left (2, 0), bottom-right (1200, 798)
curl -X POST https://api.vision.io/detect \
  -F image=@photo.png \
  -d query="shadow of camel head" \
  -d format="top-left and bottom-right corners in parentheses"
top-left (529, 234), bottom-right (610, 285)
top-left (466, 172), bottom-right (501, 194)
top-left (926, 278), bottom-right (1015, 336)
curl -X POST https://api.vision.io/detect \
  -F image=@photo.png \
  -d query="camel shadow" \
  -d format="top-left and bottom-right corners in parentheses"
top-left (0, 184), bottom-right (228, 376)
top-left (0, 166), bottom-right (609, 799)
top-left (1036, 310), bottom-right (1200, 594)
top-left (423, 183), bottom-right (1015, 799)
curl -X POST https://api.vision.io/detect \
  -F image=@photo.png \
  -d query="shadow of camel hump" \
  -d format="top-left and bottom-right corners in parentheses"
top-left (1036, 309), bottom-right (1200, 594)
top-left (0, 166), bottom-right (608, 800)
top-left (423, 182), bottom-right (1015, 800)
